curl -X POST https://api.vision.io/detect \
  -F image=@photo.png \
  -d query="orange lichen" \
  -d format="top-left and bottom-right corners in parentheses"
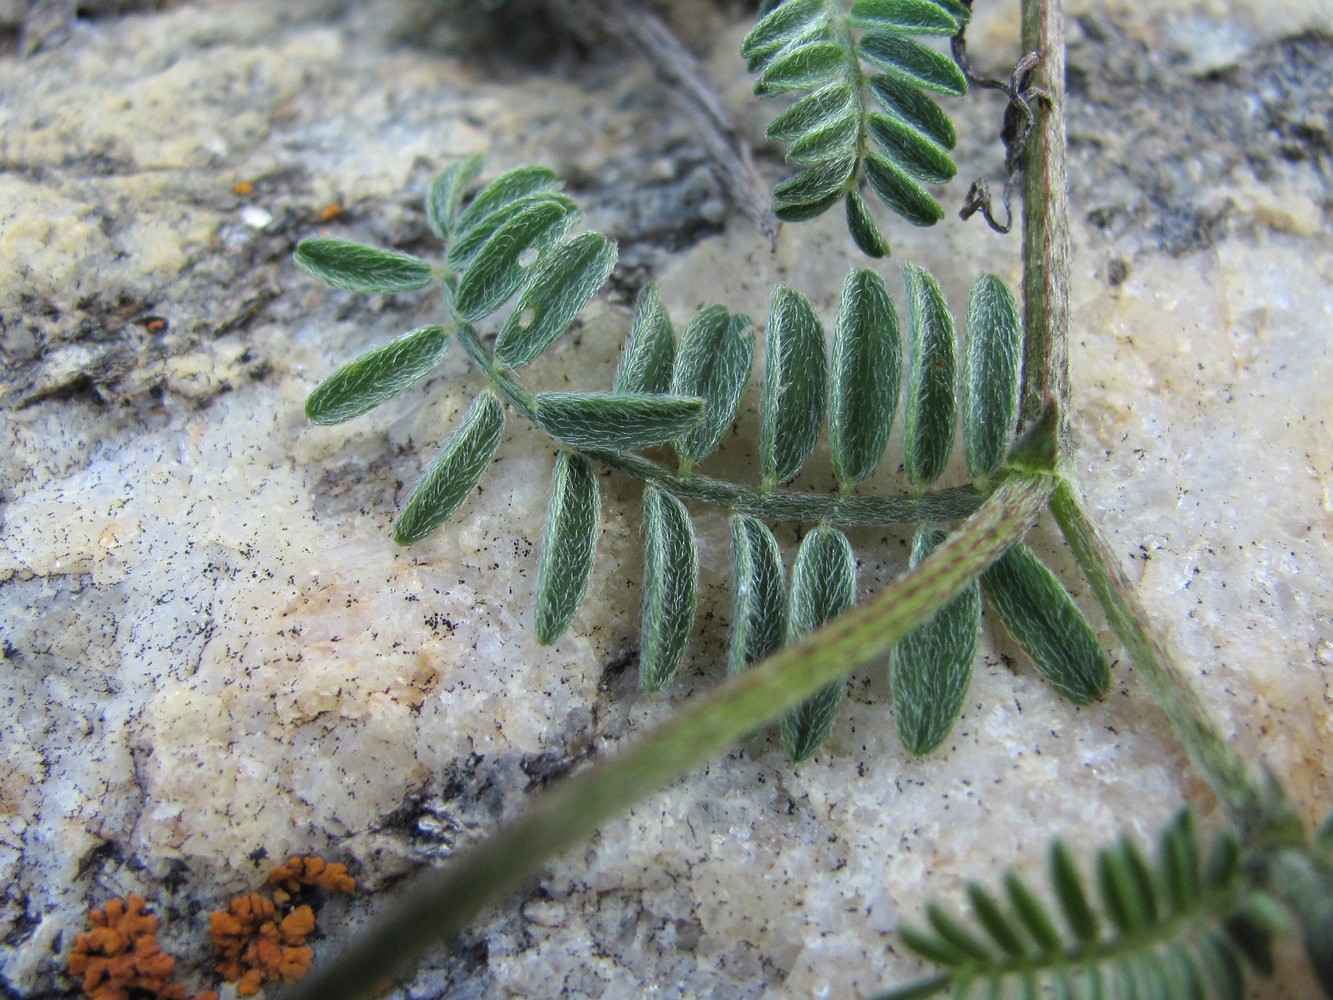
top-left (267, 855), bottom-right (356, 895)
top-left (317, 202), bottom-right (343, 221)
top-left (209, 857), bottom-right (353, 995)
top-left (232, 180), bottom-right (253, 195)
top-left (68, 894), bottom-right (218, 1000)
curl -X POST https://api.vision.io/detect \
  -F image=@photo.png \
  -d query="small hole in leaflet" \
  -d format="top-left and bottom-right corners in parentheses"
top-left (517, 247), bottom-right (538, 268)
top-left (518, 308), bottom-right (536, 328)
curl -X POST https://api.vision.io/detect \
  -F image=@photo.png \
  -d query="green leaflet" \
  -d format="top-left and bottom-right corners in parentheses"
top-left (671, 307), bottom-right (755, 467)
top-left (306, 325), bottom-right (451, 425)
top-left (981, 543), bottom-right (1111, 704)
top-left (756, 40), bottom-right (847, 96)
top-left (787, 110), bottom-right (861, 164)
top-left (843, 190), bottom-right (891, 258)
top-left (640, 487), bottom-right (698, 692)
top-left (394, 390), bottom-right (505, 545)
top-left (761, 285), bottom-right (827, 485)
top-left (963, 274), bottom-right (1023, 479)
top-left (534, 450), bottom-right (599, 645)
top-left (863, 153), bottom-right (944, 227)
top-left (741, 0), bottom-right (825, 56)
top-left (294, 238), bottom-right (434, 294)
top-left (868, 73), bottom-right (957, 150)
top-left (829, 268), bottom-right (900, 486)
top-left (903, 262), bottom-right (957, 488)
top-left (455, 165), bottom-right (561, 242)
top-left (767, 83), bottom-right (856, 143)
top-left (532, 392), bottom-right (703, 451)
top-left (857, 31), bottom-right (968, 95)
top-left (493, 232), bottom-right (618, 370)
top-left (427, 155), bottom-right (482, 241)
top-left (446, 192), bottom-right (578, 272)
top-left (849, 0), bottom-right (958, 34)
top-left (891, 526), bottom-right (979, 755)
top-left (773, 154), bottom-right (858, 208)
top-left (454, 199), bottom-right (573, 321)
top-left (781, 526), bottom-right (855, 761)
top-left (728, 514), bottom-right (788, 676)
top-left (615, 282), bottom-right (675, 395)
top-left (866, 112), bottom-right (957, 184)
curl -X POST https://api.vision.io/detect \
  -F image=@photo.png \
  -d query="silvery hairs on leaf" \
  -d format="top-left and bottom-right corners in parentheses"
top-left (427, 154), bottom-right (482, 241)
top-left (615, 282), bottom-right (675, 396)
top-left (534, 450), bottom-right (600, 645)
top-left (963, 273), bottom-right (1023, 479)
top-left (891, 526), bottom-right (980, 755)
top-left (639, 487), bottom-right (698, 692)
top-left (305, 325), bottom-right (451, 425)
top-left (781, 525), bottom-right (856, 761)
top-left (728, 514), bottom-right (788, 676)
top-left (394, 391), bottom-right (505, 545)
top-left (671, 307), bottom-right (755, 468)
top-left (982, 543), bottom-right (1111, 705)
top-left (829, 267), bottom-right (901, 488)
top-left (532, 392), bottom-right (704, 451)
top-left (761, 285), bottom-right (828, 486)
top-left (295, 238), bottom-right (434, 294)
top-left (494, 232), bottom-right (618, 370)
top-left (903, 261), bottom-right (957, 489)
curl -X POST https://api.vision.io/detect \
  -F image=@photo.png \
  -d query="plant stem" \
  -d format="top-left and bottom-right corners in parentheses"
top-left (284, 473), bottom-right (1055, 1000)
top-left (1048, 478), bottom-right (1268, 831)
top-left (1019, 0), bottom-right (1071, 450)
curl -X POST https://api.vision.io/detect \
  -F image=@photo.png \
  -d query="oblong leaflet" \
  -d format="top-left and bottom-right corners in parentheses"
top-left (306, 325), bottom-right (450, 425)
top-left (534, 450), bottom-right (600, 644)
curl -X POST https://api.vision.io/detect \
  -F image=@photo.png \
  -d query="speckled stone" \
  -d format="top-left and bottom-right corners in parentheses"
top-left (0, 1), bottom-right (1329, 998)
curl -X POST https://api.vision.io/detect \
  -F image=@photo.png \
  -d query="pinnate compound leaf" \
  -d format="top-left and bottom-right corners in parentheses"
top-left (850, 0), bottom-right (958, 34)
top-left (394, 391), bottom-right (504, 545)
top-left (672, 308), bottom-right (755, 466)
top-left (829, 268), bottom-right (900, 486)
top-left (858, 31), bottom-right (968, 95)
top-left (640, 487), bottom-right (698, 692)
top-left (534, 450), bottom-right (599, 644)
top-left (903, 261), bottom-right (957, 488)
top-left (455, 199), bottom-right (573, 321)
top-left (761, 285), bottom-right (827, 484)
top-left (728, 515), bottom-right (787, 676)
top-left (844, 190), bottom-right (891, 258)
top-left (455, 165), bottom-right (560, 241)
top-left (863, 153), bottom-right (945, 227)
top-left (981, 543), bottom-right (1111, 704)
top-left (891, 526), bottom-right (979, 755)
top-left (427, 155), bottom-right (483, 240)
top-left (446, 192), bottom-right (578, 272)
top-left (615, 282), bottom-right (675, 395)
top-left (294, 238), bottom-right (433, 294)
top-left (494, 232), bottom-right (617, 370)
top-left (963, 274), bottom-right (1023, 478)
top-left (781, 526), bottom-right (855, 761)
top-left (306, 325), bottom-right (450, 425)
top-left (532, 392), bottom-right (703, 451)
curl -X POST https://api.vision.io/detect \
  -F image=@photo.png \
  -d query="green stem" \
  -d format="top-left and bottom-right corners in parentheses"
top-left (1019, 0), bottom-right (1071, 451)
top-left (1048, 478), bottom-right (1267, 831)
top-left (285, 473), bottom-right (1055, 1000)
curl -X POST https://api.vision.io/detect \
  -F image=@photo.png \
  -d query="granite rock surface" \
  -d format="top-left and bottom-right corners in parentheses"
top-left (0, 0), bottom-right (1329, 997)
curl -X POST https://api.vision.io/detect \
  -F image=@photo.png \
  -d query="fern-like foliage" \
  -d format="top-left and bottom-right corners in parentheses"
top-left (743, 0), bottom-right (968, 256)
top-left (296, 160), bottom-right (1113, 762)
top-left (877, 809), bottom-right (1288, 1000)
